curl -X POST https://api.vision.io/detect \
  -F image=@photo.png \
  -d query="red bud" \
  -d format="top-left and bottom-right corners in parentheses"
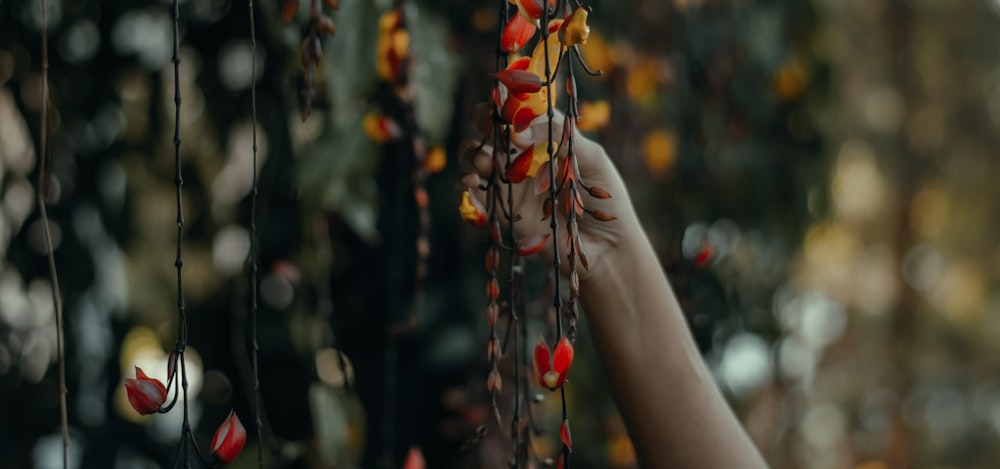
top-left (533, 338), bottom-right (551, 388)
top-left (125, 366), bottom-right (167, 415)
top-left (501, 12), bottom-right (537, 54)
top-left (494, 69), bottom-right (544, 94)
top-left (551, 337), bottom-right (574, 389)
top-left (560, 418), bottom-right (573, 451)
top-left (210, 410), bottom-right (247, 464)
top-left (506, 146), bottom-right (535, 184)
top-left (486, 277), bottom-right (500, 301)
top-left (403, 447), bottom-right (426, 469)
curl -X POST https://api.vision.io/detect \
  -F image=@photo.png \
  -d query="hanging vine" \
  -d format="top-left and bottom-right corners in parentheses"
top-left (461, 0), bottom-right (606, 466)
top-left (36, 0), bottom-right (69, 467)
top-left (122, 2), bottom-right (247, 467)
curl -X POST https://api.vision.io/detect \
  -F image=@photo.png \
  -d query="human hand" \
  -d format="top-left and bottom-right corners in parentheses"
top-left (461, 112), bottom-right (640, 282)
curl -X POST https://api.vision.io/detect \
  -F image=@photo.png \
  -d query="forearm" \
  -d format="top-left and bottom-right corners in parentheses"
top-left (580, 219), bottom-right (768, 469)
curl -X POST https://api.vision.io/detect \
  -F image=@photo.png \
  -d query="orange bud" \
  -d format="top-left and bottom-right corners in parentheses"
top-left (590, 209), bottom-right (616, 221)
top-left (487, 368), bottom-right (502, 392)
top-left (587, 185), bottom-right (612, 199)
top-left (424, 146), bottom-right (447, 173)
top-left (281, 0), bottom-right (299, 24)
top-left (414, 187), bottom-right (429, 208)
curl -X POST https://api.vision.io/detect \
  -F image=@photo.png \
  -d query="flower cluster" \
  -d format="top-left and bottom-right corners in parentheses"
top-left (124, 363), bottom-right (246, 465)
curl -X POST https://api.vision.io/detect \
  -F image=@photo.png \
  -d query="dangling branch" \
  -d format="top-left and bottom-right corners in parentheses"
top-left (37, 0), bottom-right (69, 467)
top-left (247, 0), bottom-right (265, 467)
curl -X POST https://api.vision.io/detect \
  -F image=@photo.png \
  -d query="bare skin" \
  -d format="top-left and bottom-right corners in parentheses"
top-left (464, 114), bottom-right (769, 469)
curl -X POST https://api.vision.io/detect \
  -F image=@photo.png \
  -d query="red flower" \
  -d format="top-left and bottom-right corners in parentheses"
top-left (533, 337), bottom-right (574, 391)
top-left (125, 366), bottom-right (166, 415)
top-left (210, 410), bottom-right (247, 464)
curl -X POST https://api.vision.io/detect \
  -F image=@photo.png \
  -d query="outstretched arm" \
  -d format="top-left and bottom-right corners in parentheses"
top-left (465, 115), bottom-right (769, 468)
top-left (581, 212), bottom-right (768, 469)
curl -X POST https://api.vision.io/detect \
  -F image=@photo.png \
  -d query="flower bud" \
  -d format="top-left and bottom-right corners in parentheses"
top-left (210, 410), bottom-right (247, 464)
top-left (125, 366), bottom-right (167, 415)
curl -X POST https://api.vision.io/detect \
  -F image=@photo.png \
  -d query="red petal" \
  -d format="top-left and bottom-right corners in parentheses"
top-left (516, 233), bottom-right (549, 256)
top-left (501, 13), bottom-right (537, 54)
top-left (403, 447), bottom-right (427, 469)
top-left (126, 366), bottom-right (167, 415)
top-left (211, 410), bottom-right (247, 464)
top-left (520, 0), bottom-right (556, 20)
top-left (534, 162), bottom-right (552, 195)
top-left (512, 106), bottom-right (539, 133)
top-left (508, 56), bottom-right (532, 71)
top-left (494, 69), bottom-right (543, 94)
top-left (695, 245), bottom-right (713, 268)
top-left (533, 338), bottom-right (551, 386)
top-left (560, 418), bottom-right (573, 451)
top-left (552, 337), bottom-right (574, 387)
top-left (541, 197), bottom-right (552, 221)
top-left (506, 147), bottom-right (535, 183)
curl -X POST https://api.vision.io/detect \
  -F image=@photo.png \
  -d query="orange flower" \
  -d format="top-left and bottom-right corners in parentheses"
top-left (376, 10), bottom-right (409, 83)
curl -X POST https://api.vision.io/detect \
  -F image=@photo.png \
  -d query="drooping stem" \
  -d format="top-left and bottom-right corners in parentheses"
top-left (542, 3), bottom-right (570, 466)
top-left (37, 1), bottom-right (68, 467)
top-left (169, 1), bottom-right (195, 467)
top-left (247, 0), bottom-right (265, 467)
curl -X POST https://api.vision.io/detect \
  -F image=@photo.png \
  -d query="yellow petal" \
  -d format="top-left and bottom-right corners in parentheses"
top-left (559, 8), bottom-right (590, 47)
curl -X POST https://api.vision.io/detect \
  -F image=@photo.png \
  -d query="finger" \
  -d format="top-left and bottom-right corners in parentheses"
top-left (459, 140), bottom-right (495, 178)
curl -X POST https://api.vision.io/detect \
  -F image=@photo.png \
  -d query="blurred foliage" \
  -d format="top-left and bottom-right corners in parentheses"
top-left (3, 0), bottom-right (1000, 468)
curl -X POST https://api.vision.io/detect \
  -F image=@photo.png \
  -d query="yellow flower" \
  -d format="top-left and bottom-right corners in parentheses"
top-left (559, 8), bottom-right (590, 47)
top-left (459, 190), bottom-right (488, 226)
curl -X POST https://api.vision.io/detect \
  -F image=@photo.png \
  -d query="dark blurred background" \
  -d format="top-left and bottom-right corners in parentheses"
top-left (2, 0), bottom-right (1000, 468)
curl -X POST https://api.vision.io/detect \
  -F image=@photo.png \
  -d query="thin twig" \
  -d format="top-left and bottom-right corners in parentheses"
top-left (168, 1), bottom-right (197, 467)
top-left (247, 0), bottom-right (265, 467)
top-left (37, 1), bottom-right (69, 467)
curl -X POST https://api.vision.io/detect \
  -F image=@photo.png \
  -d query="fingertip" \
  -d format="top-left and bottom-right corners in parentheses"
top-left (460, 172), bottom-right (482, 189)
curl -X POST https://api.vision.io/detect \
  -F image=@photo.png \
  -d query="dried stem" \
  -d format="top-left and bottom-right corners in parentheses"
top-left (37, 1), bottom-right (69, 467)
top-left (247, 0), bottom-right (265, 467)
